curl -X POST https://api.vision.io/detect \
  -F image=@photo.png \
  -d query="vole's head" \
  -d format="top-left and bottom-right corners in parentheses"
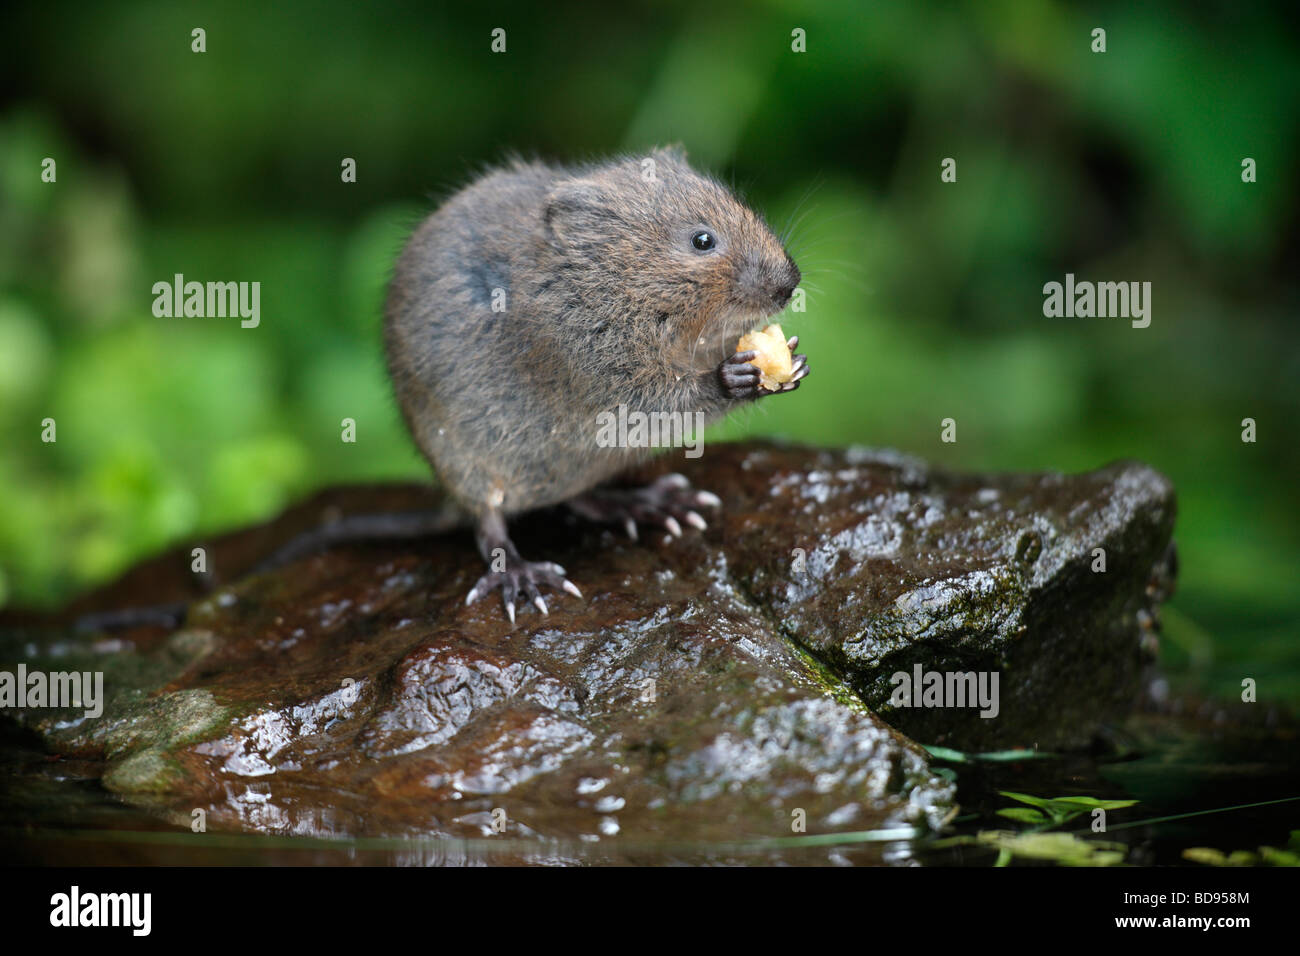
top-left (544, 147), bottom-right (800, 358)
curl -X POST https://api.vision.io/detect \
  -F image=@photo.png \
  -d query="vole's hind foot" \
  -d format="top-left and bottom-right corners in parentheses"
top-left (569, 473), bottom-right (721, 542)
top-left (470, 510), bottom-right (581, 624)
top-left (466, 558), bottom-right (582, 625)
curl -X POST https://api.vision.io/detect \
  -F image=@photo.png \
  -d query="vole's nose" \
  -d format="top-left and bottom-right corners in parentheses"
top-left (769, 259), bottom-right (801, 307)
top-left (742, 253), bottom-right (801, 310)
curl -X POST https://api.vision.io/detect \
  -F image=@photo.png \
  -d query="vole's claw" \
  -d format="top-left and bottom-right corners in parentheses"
top-left (769, 355), bottom-right (809, 394)
top-left (466, 557), bottom-right (581, 624)
top-left (521, 576), bottom-right (542, 613)
top-left (785, 335), bottom-right (799, 351)
top-left (569, 474), bottom-right (720, 542)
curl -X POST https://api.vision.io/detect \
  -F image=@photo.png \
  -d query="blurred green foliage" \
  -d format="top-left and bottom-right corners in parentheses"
top-left (1, 1), bottom-right (1297, 702)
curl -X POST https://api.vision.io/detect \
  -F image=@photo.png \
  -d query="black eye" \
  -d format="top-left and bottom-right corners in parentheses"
top-left (691, 230), bottom-right (716, 252)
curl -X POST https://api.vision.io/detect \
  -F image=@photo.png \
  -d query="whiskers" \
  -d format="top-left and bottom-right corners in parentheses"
top-left (777, 175), bottom-right (827, 250)
top-left (682, 305), bottom-right (769, 374)
top-left (772, 177), bottom-right (880, 305)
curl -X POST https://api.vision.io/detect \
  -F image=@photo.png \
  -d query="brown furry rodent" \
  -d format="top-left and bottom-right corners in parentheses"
top-left (384, 147), bottom-right (807, 621)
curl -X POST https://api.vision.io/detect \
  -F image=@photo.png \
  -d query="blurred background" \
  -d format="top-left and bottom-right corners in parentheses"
top-left (1, 0), bottom-right (1296, 704)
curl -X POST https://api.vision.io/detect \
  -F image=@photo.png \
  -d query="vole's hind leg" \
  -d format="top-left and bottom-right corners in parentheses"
top-left (568, 473), bottom-right (721, 542)
top-left (467, 509), bottom-right (582, 624)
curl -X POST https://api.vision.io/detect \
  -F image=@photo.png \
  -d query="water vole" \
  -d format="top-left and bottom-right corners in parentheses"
top-left (384, 147), bottom-right (808, 621)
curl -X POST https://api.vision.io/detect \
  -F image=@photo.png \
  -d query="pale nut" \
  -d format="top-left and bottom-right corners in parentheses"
top-left (736, 323), bottom-right (793, 391)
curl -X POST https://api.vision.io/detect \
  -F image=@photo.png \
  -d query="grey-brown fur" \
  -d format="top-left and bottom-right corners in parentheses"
top-left (383, 147), bottom-right (804, 618)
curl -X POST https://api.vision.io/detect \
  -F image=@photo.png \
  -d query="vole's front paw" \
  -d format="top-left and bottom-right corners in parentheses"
top-left (717, 338), bottom-right (809, 399)
top-left (466, 558), bottom-right (582, 625)
top-left (771, 335), bottom-right (810, 394)
top-left (718, 349), bottom-right (763, 400)
top-left (570, 473), bottom-right (721, 541)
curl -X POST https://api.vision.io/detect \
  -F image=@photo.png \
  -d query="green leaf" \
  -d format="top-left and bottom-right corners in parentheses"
top-left (922, 747), bottom-right (1056, 764)
top-left (922, 746), bottom-right (968, 763)
top-left (972, 749), bottom-right (1057, 762)
top-left (1182, 847), bottom-right (1228, 866)
top-left (1258, 846), bottom-right (1300, 867)
top-left (976, 830), bottom-right (1128, 867)
top-left (1048, 797), bottom-right (1139, 811)
top-left (998, 791), bottom-right (1052, 810)
top-left (996, 808), bottom-right (1047, 824)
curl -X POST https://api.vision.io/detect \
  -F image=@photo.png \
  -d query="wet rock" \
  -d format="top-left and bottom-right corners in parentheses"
top-left (714, 445), bottom-right (1176, 750)
top-left (0, 442), bottom-right (1177, 854)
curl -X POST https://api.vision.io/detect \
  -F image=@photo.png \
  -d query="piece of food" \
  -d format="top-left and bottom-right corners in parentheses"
top-left (736, 323), bottom-right (793, 391)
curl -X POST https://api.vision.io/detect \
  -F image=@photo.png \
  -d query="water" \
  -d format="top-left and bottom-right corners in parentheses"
top-left (3, 700), bottom-right (1295, 866)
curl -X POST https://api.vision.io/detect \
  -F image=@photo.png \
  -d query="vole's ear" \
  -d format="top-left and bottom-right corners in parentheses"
top-left (544, 178), bottom-right (609, 250)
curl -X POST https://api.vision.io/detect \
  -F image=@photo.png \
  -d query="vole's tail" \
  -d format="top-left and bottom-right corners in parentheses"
top-left (73, 505), bottom-right (465, 634)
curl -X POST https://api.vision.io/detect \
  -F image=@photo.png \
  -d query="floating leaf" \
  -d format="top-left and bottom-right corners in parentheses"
top-left (1259, 846), bottom-right (1300, 867)
top-left (976, 830), bottom-right (1128, 867)
top-left (1182, 845), bottom-right (1298, 867)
